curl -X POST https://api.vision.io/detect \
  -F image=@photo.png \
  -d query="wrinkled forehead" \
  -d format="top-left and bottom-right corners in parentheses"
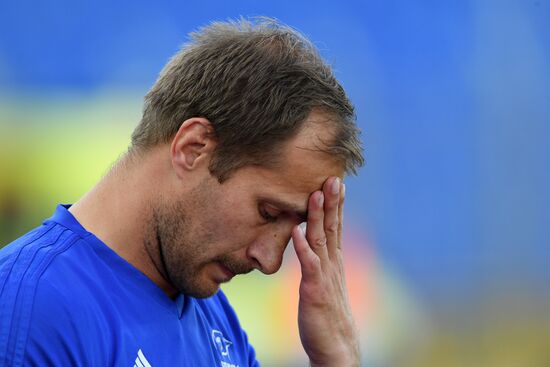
top-left (273, 116), bottom-right (345, 191)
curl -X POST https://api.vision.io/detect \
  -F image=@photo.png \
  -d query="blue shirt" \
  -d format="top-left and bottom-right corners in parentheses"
top-left (0, 205), bottom-right (259, 366)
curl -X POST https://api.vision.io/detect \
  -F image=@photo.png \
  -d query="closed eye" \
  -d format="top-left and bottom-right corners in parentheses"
top-left (259, 204), bottom-right (280, 223)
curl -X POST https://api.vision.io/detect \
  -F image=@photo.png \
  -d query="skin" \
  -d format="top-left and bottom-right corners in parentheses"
top-left (69, 111), bottom-right (359, 365)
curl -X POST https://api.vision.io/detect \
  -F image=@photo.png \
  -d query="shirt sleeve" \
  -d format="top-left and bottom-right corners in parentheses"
top-left (0, 227), bottom-right (87, 366)
top-left (0, 256), bottom-right (91, 366)
top-left (21, 282), bottom-right (89, 367)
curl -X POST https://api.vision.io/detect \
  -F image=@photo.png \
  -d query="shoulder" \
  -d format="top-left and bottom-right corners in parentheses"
top-left (0, 222), bottom-right (83, 310)
top-left (0, 223), bottom-right (100, 366)
top-left (0, 222), bottom-right (80, 314)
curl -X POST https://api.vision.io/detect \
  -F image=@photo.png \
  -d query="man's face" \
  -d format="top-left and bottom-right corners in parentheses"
top-left (151, 120), bottom-right (344, 298)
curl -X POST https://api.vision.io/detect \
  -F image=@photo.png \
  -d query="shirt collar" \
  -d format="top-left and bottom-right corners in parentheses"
top-left (45, 204), bottom-right (91, 238)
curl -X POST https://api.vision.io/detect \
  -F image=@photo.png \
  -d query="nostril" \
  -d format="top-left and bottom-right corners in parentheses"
top-left (250, 257), bottom-right (262, 272)
top-left (262, 256), bottom-right (283, 275)
top-left (248, 250), bottom-right (282, 275)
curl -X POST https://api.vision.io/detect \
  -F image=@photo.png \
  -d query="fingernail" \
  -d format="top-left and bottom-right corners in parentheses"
top-left (318, 192), bottom-right (324, 207)
top-left (342, 183), bottom-right (346, 197)
top-left (332, 177), bottom-right (340, 194)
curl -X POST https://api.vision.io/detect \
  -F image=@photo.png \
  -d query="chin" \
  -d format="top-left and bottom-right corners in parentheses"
top-left (177, 278), bottom-right (220, 299)
top-left (187, 287), bottom-right (220, 299)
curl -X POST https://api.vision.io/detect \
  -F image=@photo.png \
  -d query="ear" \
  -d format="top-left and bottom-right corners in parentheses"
top-left (170, 117), bottom-right (216, 177)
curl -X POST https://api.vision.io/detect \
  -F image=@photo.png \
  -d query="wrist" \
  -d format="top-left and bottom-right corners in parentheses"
top-left (308, 340), bottom-right (360, 367)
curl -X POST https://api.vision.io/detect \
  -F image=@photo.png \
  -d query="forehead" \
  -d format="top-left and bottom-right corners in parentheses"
top-left (280, 126), bottom-right (343, 186)
top-left (241, 112), bottom-right (344, 195)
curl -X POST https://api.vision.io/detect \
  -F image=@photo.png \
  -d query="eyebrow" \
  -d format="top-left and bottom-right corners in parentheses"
top-left (261, 197), bottom-right (308, 223)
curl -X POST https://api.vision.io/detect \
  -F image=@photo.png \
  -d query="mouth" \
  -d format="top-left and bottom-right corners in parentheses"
top-left (216, 262), bottom-right (235, 282)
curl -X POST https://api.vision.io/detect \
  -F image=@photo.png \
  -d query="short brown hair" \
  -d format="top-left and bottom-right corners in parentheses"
top-left (131, 17), bottom-right (364, 181)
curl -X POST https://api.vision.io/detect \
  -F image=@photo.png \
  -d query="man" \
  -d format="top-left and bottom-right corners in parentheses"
top-left (0, 18), bottom-right (364, 366)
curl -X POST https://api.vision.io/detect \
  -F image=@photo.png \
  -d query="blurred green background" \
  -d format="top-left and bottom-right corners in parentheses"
top-left (1, 1), bottom-right (549, 365)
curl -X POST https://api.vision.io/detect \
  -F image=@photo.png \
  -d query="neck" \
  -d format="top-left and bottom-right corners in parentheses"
top-left (69, 146), bottom-right (177, 297)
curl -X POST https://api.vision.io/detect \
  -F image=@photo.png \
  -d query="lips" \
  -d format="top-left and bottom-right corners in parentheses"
top-left (217, 262), bottom-right (235, 281)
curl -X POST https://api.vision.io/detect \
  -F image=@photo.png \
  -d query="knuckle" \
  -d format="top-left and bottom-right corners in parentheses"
top-left (313, 236), bottom-right (327, 248)
top-left (326, 222), bottom-right (338, 234)
top-left (309, 254), bottom-right (322, 269)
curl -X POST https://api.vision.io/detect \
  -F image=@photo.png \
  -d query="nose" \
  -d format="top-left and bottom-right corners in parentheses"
top-left (246, 228), bottom-right (292, 275)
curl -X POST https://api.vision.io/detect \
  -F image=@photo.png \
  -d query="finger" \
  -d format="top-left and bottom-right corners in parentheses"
top-left (323, 177), bottom-right (341, 254)
top-left (305, 190), bottom-right (329, 262)
top-left (292, 225), bottom-right (321, 280)
top-left (338, 182), bottom-right (345, 245)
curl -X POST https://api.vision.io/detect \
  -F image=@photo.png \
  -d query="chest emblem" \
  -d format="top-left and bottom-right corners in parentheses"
top-left (211, 329), bottom-right (233, 358)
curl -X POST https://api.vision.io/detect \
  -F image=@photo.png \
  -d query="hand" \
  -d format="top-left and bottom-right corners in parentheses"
top-left (291, 176), bottom-right (360, 366)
